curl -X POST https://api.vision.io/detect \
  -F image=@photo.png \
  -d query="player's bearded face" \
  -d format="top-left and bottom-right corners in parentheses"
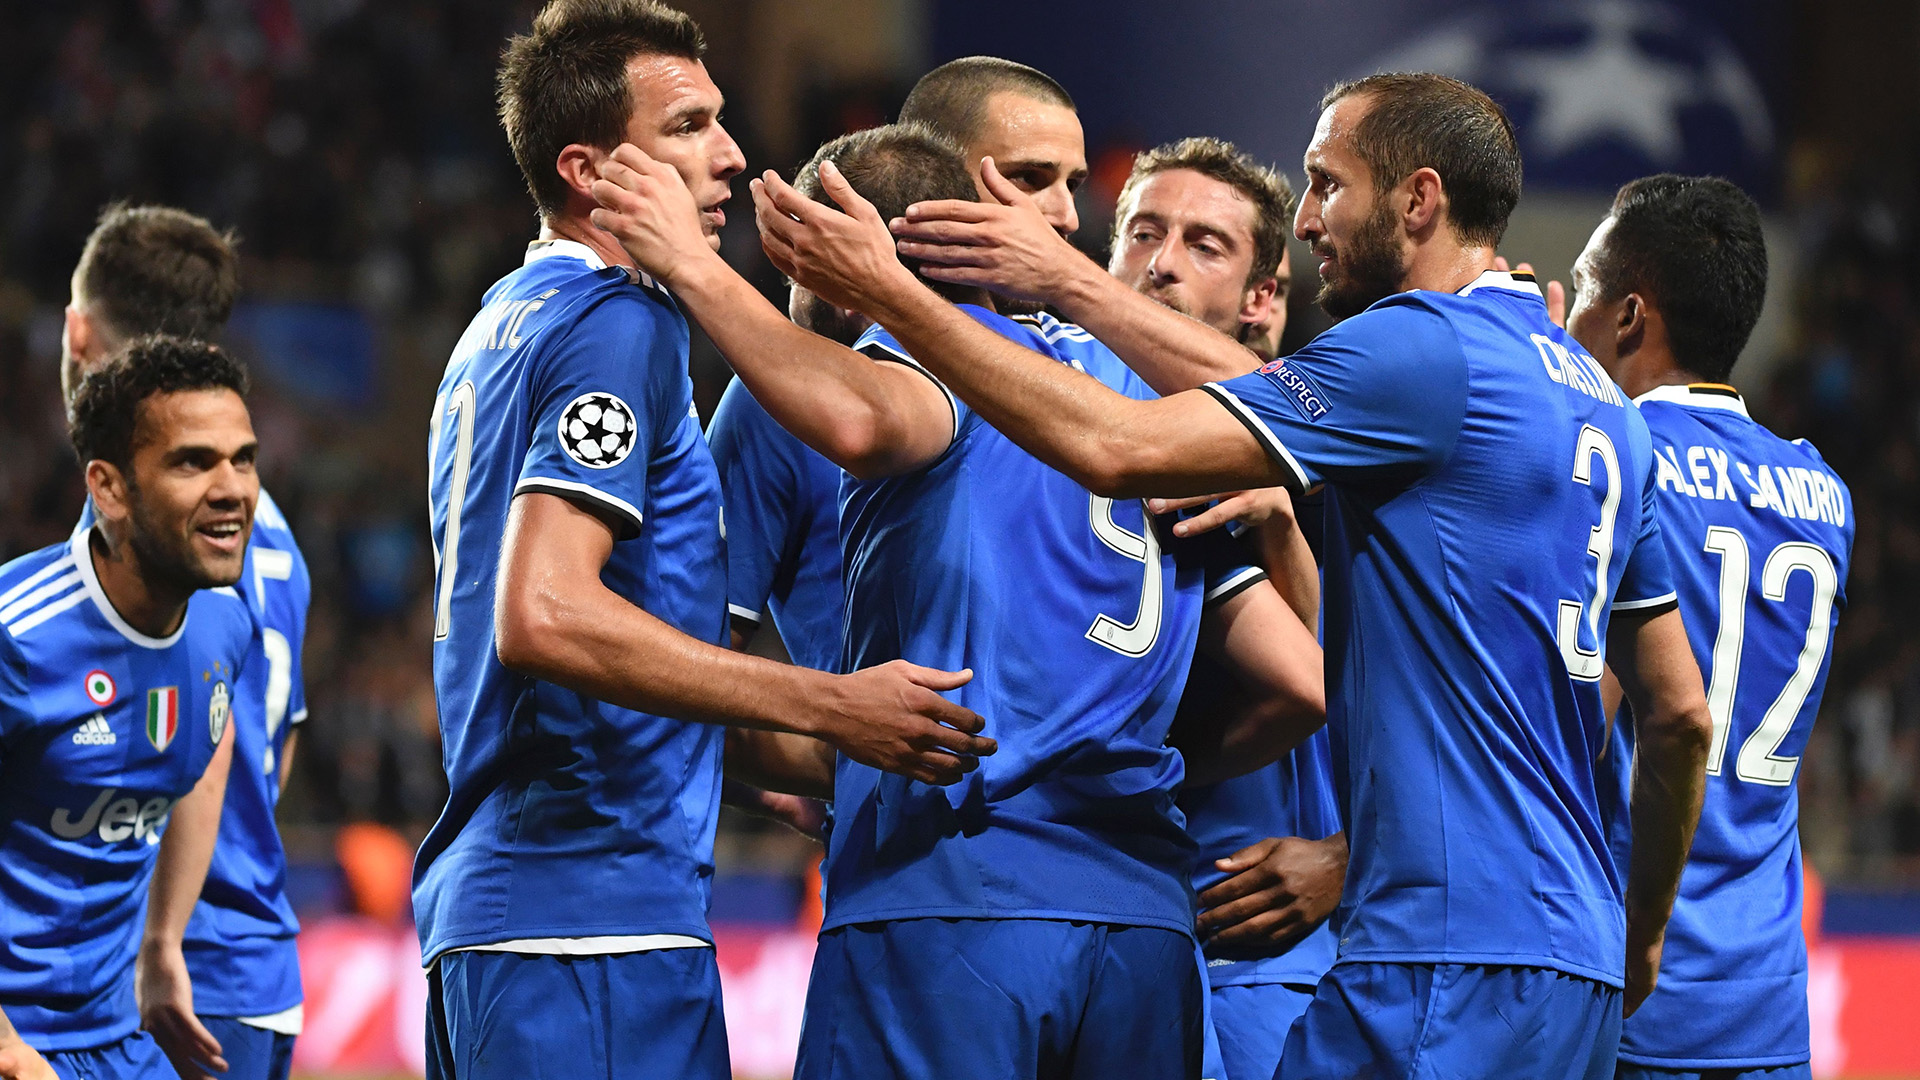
top-left (121, 390), bottom-right (259, 592)
top-left (789, 284), bottom-right (868, 347)
top-left (1315, 193), bottom-right (1404, 321)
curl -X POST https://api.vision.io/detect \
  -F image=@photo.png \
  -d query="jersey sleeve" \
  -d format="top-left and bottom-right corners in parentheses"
top-left (1179, 525), bottom-right (1270, 609)
top-left (1200, 300), bottom-right (1469, 492)
top-left (515, 294), bottom-right (670, 539)
top-left (0, 631), bottom-right (27, 769)
top-left (709, 379), bottom-right (803, 626)
top-left (285, 549), bottom-right (312, 726)
top-left (853, 324), bottom-right (967, 447)
top-left (1613, 447), bottom-right (1679, 614)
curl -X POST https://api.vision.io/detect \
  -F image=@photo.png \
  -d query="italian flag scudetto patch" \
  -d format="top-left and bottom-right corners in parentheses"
top-left (146, 687), bottom-right (180, 751)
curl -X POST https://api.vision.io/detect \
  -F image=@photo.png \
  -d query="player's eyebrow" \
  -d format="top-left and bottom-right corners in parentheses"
top-left (662, 94), bottom-right (724, 128)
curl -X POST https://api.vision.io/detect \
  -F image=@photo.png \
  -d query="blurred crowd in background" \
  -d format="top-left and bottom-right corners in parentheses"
top-left (1, 0), bottom-right (1916, 908)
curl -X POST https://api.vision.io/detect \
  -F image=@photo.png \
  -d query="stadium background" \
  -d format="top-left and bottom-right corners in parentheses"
top-left (3, 0), bottom-right (1918, 1075)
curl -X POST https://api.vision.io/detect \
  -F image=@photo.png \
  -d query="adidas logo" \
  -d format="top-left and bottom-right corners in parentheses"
top-left (72, 715), bottom-right (116, 746)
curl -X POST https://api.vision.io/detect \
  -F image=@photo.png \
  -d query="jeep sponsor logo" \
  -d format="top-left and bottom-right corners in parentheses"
top-left (48, 788), bottom-right (176, 844)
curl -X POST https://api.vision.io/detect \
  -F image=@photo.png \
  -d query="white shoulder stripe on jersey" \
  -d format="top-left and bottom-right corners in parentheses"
top-left (1612, 591), bottom-right (1680, 611)
top-left (727, 603), bottom-right (763, 624)
top-left (0, 555), bottom-right (76, 611)
top-left (1199, 383), bottom-right (1311, 493)
top-left (513, 477), bottom-right (644, 538)
top-left (7, 586), bottom-right (90, 637)
top-left (0, 569), bottom-right (82, 625)
top-left (859, 340), bottom-right (961, 447)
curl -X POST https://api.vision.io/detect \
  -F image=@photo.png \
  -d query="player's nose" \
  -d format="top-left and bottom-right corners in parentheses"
top-left (712, 125), bottom-right (746, 181)
top-left (1038, 187), bottom-right (1078, 239)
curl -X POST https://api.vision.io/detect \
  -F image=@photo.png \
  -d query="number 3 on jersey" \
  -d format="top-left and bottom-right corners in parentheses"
top-left (1560, 425), bottom-right (1620, 681)
top-left (1701, 527), bottom-right (1838, 786)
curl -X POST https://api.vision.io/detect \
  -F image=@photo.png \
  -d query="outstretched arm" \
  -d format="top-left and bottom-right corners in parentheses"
top-left (496, 492), bottom-right (995, 785)
top-left (754, 164), bottom-right (1284, 499)
top-left (138, 712), bottom-right (237, 1080)
top-left (1606, 606), bottom-right (1712, 1017)
top-left (1171, 582), bottom-right (1325, 786)
top-left (890, 158), bottom-right (1265, 394)
top-left (589, 144), bottom-right (951, 479)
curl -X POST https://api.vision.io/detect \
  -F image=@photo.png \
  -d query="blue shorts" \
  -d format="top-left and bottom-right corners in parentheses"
top-left (45, 1032), bottom-right (172, 1080)
top-left (1277, 962), bottom-right (1621, 1080)
top-left (1617, 1064), bottom-right (1812, 1080)
top-left (199, 1016), bottom-right (295, 1080)
top-left (1210, 982), bottom-right (1315, 1080)
top-left (426, 947), bottom-right (730, 1080)
top-left (795, 918), bottom-right (1202, 1080)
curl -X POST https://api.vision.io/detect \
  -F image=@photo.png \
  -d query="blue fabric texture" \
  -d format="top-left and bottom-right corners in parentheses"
top-left (1207, 273), bottom-right (1673, 987)
top-left (416, 243), bottom-right (726, 963)
top-left (1277, 962), bottom-right (1621, 1080)
top-left (795, 918), bottom-right (1201, 1080)
top-left (0, 531), bottom-right (253, 1048)
top-left (426, 948), bottom-right (729, 1080)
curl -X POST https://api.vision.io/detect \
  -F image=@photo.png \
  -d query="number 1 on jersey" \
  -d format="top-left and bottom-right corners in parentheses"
top-left (431, 382), bottom-right (477, 641)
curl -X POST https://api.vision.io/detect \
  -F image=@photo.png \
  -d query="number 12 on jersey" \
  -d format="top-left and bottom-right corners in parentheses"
top-left (1700, 526), bottom-right (1839, 786)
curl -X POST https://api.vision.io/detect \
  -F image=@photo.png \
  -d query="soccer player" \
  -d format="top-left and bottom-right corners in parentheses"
top-left (1561, 175), bottom-right (1850, 1080)
top-left (418, 5), bottom-right (995, 1079)
top-left (590, 121), bottom-right (1325, 1079)
top-left (61, 203), bottom-right (312, 1080)
top-left (0, 336), bottom-right (255, 1080)
top-left (756, 72), bottom-right (1718, 1077)
top-left (1105, 137), bottom-right (1345, 1080)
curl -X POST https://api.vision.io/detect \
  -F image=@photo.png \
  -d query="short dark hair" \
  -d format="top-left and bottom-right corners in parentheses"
top-left (70, 336), bottom-right (250, 471)
top-left (498, 0), bottom-right (706, 218)
top-left (72, 203), bottom-right (239, 344)
top-left (794, 123), bottom-right (980, 303)
top-left (899, 56), bottom-right (1075, 148)
top-left (1321, 73), bottom-right (1521, 248)
top-left (1115, 137), bottom-right (1295, 289)
top-left (1594, 174), bottom-right (1768, 384)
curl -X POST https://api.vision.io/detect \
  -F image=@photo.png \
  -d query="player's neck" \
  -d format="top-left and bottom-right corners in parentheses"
top-left (1400, 241), bottom-right (1496, 298)
top-left (88, 527), bottom-right (191, 639)
top-left (539, 215), bottom-right (637, 274)
top-left (1613, 339), bottom-right (1710, 400)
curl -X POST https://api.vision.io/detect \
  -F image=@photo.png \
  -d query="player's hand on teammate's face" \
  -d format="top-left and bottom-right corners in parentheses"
top-left (1195, 833), bottom-right (1347, 952)
top-left (1491, 256), bottom-right (1567, 328)
top-left (1623, 918), bottom-right (1667, 1018)
top-left (819, 659), bottom-right (995, 785)
top-left (588, 143), bottom-right (713, 285)
top-left (0, 1037), bottom-right (58, 1080)
top-left (753, 162), bottom-right (921, 317)
top-left (1147, 487), bottom-right (1297, 539)
top-left (135, 941), bottom-right (227, 1080)
top-left (889, 157), bottom-right (1083, 304)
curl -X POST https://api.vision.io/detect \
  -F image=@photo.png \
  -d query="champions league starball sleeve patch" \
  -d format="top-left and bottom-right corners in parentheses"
top-left (557, 392), bottom-right (638, 469)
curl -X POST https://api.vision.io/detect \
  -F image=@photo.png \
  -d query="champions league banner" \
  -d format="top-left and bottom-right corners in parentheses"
top-left (929, 0), bottom-right (1787, 201)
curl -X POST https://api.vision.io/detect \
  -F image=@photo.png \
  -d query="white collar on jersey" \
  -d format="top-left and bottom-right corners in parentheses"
top-left (523, 238), bottom-right (660, 290)
top-left (1633, 382), bottom-right (1752, 418)
top-left (69, 527), bottom-right (187, 649)
top-left (1455, 269), bottom-right (1544, 298)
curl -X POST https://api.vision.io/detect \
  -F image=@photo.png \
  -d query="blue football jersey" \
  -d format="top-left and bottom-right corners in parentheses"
top-left (823, 304), bottom-right (1266, 936)
top-left (706, 376), bottom-right (846, 673)
top-left (1024, 312), bottom-right (1342, 985)
top-left (0, 530), bottom-right (252, 1049)
top-left (74, 489), bottom-right (310, 1021)
top-left (415, 240), bottom-right (727, 964)
top-left (1616, 385), bottom-right (1852, 1068)
top-left (1203, 271), bottom-right (1676, 987)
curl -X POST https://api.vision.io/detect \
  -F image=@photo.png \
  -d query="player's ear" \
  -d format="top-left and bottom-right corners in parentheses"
top-left (554, 144), bottom-right (604, 208)
top-left (1616, 292), bottom-right (1648, 356)
top-left (1239, 276), bottom-right (1278, 327)
top-left (85, 459), bottom-right (132, 524)
top-left (1402, 167), bottom-right (1444, 235)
